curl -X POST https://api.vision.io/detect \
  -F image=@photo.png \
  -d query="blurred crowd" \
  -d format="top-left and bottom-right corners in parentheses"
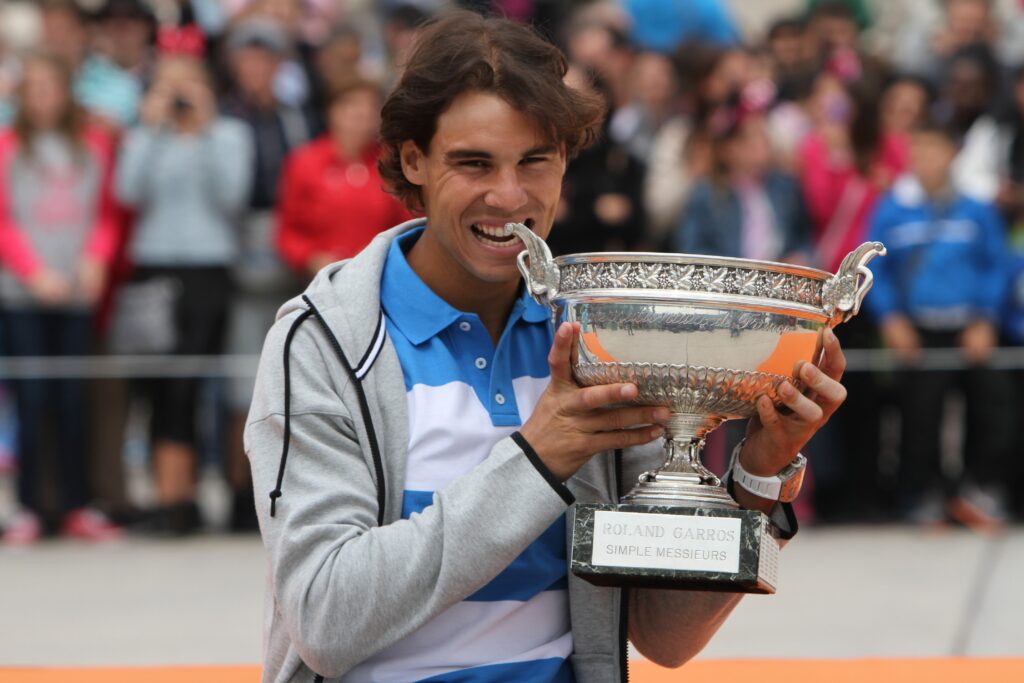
top-left (1, 0), bottom-right (1024, 547)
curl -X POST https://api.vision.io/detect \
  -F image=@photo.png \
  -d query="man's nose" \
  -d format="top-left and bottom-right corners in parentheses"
top-left (483, 167), bottom-right (528, 212)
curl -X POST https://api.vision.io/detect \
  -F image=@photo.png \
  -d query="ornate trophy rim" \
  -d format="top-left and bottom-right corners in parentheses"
top-left (554, 251), bottom-right (833, 281)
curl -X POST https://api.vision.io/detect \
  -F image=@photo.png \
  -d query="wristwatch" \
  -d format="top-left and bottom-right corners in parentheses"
top-left (728, 438), bottom-right (807, 503)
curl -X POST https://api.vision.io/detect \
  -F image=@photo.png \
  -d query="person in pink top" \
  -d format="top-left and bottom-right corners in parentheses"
top-left (798, 72), bottom-right (911, 273)
top-left (0, 53), bottom-right (122, 545)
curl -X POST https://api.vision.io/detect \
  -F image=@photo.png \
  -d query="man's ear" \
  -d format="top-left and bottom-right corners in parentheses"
top-left (400, 141), bottom-right (427, 186)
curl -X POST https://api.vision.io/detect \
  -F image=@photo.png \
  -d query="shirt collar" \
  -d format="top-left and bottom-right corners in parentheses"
top-left (380, 226), bottom-right (549, 345)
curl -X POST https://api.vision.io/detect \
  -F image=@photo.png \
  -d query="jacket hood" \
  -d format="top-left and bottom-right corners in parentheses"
top-left (275, 217), bottom-right (426, 351)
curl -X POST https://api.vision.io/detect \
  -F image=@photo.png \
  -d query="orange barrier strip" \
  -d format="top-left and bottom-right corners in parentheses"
top-left (2, 659), bottom-right (1024, 683)
top-left (632, 658), bottom-right (1024, 683)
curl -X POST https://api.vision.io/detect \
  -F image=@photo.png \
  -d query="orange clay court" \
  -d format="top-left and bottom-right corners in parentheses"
top-left (3, 659), bottom-right (1024, 682)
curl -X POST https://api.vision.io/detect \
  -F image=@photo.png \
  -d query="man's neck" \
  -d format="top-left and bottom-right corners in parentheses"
top-left (406, 234), bottom-right (520, 345)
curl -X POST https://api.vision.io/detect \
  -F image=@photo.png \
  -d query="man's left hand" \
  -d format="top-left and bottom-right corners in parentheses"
top-left (735, 328), bottom-right (848, 510)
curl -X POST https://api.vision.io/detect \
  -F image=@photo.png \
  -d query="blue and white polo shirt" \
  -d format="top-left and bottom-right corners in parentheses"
top-left (348, 227), bottom-right (573, 682)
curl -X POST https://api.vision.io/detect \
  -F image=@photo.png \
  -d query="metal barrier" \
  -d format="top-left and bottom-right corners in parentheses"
top-left (0, 347), bottom-right (1022, 379)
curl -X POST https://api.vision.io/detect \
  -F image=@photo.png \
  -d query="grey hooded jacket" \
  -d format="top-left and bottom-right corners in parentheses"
top-left (245, 219), bottom-right (747, 683)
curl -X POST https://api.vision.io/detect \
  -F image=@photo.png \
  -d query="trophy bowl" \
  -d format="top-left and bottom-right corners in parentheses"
top-left (505, 222), bottom-right (886, 511)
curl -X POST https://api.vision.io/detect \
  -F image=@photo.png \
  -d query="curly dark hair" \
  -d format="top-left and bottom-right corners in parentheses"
top-left (379, 10), bottom-right (606, 212)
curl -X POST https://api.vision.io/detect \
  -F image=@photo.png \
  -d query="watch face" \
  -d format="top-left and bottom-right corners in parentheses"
top-left (779, 469), bottom-right (806, 503)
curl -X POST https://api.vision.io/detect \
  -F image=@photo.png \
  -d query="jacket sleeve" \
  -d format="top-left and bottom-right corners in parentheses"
top-left (973, 202), bottom-right (1011, 320)
top-left (0, 140), bottom-right (43, 280)
top-left (244, 316), bottom-right (572, 678)
top-left (199, 119), bottom-right (253, 215)
top-left (114, 126), bottom-right (165, 208)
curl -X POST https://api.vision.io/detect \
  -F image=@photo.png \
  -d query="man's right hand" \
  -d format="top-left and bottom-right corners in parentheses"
top-left (518, 322), bottom-right (667, 482)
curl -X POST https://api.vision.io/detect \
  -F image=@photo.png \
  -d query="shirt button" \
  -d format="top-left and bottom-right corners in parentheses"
top-left (494, 392), bottom-right (506, 405)
top-left (475, 357), bottom-right (487, 369)
top-left (459, 321), bottom-right (471, 332)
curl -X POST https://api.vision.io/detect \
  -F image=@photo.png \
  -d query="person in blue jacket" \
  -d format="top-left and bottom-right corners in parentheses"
top-left (868, 119), bottom-right (1014, 526)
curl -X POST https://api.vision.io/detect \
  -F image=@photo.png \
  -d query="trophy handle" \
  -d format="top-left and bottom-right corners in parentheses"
top-left (822, 241), bottom-right (886, 326)
top-left (505, 222), bottom-right (560, 309)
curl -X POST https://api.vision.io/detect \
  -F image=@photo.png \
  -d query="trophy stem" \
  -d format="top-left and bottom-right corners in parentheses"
top-left (621, 413), bottom-right (739, 509)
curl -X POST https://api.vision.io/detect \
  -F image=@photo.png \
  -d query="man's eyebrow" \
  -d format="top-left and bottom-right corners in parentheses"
top-left (523, 146), bottom-right (558, 156)
top-left (445, 149), bottom-right (493, 161)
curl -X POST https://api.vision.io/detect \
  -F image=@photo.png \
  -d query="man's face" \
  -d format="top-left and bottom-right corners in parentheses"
top-left (947, 0), bottom-right (990, 43)
top-left (401, 90), bottom-right (567, 287)
top-left (230, 46), bottom-right (280, 99)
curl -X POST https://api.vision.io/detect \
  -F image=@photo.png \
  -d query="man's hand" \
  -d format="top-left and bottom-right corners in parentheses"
top-left (734, 328), bottom-right (848, 511)
top-left (519, 322), bottom-right (667, 482)
top-left (960, 319), bottom-right (997, 365)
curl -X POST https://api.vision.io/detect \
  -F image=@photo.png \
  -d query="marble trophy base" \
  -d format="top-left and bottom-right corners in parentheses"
top-left (571, 503), bottom-right (780, 594)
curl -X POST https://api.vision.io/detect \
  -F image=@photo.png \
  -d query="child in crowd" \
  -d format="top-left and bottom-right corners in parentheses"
top-left (868, 120), bottom-right (1014, 527)
top-left (0, 53), bottom-right (122, 544)
top-left (672, 96), bottom-right (810, 263)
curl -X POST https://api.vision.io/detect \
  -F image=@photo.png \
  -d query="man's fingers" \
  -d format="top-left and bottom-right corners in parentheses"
top-left (583, 405), bottom-right (671, 432)
top-left (817, 327), bottom-right (847, 381)
top-left (589, 424), bottom-right (666, 452)
top-left (547, 323), bottom-right (577, 386)
top-left (573, 381), bottom-right (639, 411)
top-left (775, 381), bottom-right (824, 424)
top-left (797, 361), bottom-right (847, 406)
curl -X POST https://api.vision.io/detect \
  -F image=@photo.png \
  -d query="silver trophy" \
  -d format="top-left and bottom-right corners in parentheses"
top-left (505, 222), bottom-right (884, 593)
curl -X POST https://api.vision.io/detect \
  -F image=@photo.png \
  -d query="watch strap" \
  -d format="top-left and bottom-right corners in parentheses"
top-left (728, 439), bottom-right (807, 503)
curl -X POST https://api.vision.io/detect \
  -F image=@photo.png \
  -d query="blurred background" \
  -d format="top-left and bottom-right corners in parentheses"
top-left (1, 0), bottom-right (1023, 675)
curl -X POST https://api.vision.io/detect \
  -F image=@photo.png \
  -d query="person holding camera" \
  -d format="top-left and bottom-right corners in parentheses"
top-left (115, 36), bottom-right (253, 535)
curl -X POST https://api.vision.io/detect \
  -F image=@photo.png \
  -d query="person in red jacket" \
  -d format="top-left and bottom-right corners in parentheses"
top-left (276, 78), bottom-right (411, 280)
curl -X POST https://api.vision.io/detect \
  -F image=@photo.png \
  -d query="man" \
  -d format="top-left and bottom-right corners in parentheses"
top-left (246, 11), bottom-right (848, 682)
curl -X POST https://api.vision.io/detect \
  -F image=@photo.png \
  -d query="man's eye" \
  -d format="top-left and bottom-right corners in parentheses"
top-left (522, 156), bottom-right (548, 165)
top-left (460, 160), bottom-right (488, 168)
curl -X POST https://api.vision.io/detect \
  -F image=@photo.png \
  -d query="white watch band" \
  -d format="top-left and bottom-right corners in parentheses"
top-left (729, 439), bottom-right (807, 502)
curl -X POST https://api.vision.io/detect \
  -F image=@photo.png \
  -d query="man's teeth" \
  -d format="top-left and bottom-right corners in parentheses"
top-left (472, 223), bottom-right (525, 247)
top-left (473, 223), bottom-right (518, 237)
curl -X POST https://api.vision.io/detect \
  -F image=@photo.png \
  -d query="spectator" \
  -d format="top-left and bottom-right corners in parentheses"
top-left (644, 43), bottom-right (752, 245)
top-left (672, 102), bottom-right (810, 262)
top-left (115, 48), bottom-right (253, 534)
top-left (892, 0), bottom-right (998, 86)
top-left (623, 0), bottom-right (740, 53)
top-left (93, 0), bottom-right (157, 81)
top-left (310, 24), bottom-right (366, 113)
top-left (37, 0), bottom-right (143, 131)
top-left (868, 119), bottom-right (1014, 527)
top-left (880, 74), bottom-right (932, 138)
top-left (798, 73), bottom-right (908, 273)
top-left (277, 78), bottom-right (410, 279)
top-left (550, 70), bottom-right (646, 255)
top-left (0, 53), bottom-right (122, 545)
top-left (220, 17), bottom-right (314, 531)
top-left (766, 16), bottom-right (816, 103)
top-left (938, 44), bottom-right (1004, 203)
top-left (998, 66), bottom-right (1024, 231)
